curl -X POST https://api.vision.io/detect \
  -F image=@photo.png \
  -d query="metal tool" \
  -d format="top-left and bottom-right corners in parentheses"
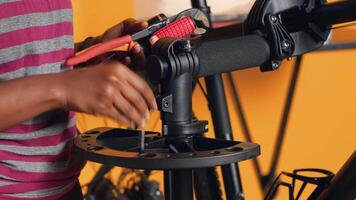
top-left (65, 8), bottom-right (209, 66)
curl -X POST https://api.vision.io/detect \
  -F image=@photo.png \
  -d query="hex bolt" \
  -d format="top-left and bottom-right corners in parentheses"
top-left (282, 41), bottom-right (290, 48)
top-left (138, 130), bottom-right (145, 153)
top-left (184, 40), bottom-right (192, 50)
top-left (272, 61), bottom-right (280, 70)
top-left (163, 101), bottom-right (169, 108)
top-left (270, 15), bottom-right (278, 23)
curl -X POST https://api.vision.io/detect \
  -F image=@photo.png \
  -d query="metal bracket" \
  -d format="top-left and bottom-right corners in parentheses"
top-left (261, 14), bottom-right (295, 71)
top-left (157, 94), bottom-right (173, 113)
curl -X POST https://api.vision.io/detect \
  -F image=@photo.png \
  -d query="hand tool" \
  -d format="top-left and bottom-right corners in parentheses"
top-left (65, 8), bottom-right (209, 66)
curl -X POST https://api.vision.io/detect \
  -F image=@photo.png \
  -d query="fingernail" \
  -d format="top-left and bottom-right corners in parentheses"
top-left (133, 45), bottom-right (141, 53)
top-left (124, 56), bottom-right (131, 62)
top-left (142, 21), bottom-right (148, 27)
top-left (149, 36), bottom-right (159, 45)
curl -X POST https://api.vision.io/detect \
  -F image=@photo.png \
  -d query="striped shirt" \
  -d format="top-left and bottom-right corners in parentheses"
top-left (0, 0), bottom-right (84, 199)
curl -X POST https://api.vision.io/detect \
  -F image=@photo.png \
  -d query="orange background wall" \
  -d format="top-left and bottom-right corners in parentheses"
top-left (72, 0), bottom-right (356, 199)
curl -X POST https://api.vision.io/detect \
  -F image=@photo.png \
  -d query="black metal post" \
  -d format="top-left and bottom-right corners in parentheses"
top-left (191, 0), bottom-right (244, 199)
top-left (318, 151), bottom-right (356, 200)
top-left (164, 171), bottom-right (173, 200)
top-left (164, 170), bottom-right (193, 200)
top-left (162, 73), bottom-right (194, 200)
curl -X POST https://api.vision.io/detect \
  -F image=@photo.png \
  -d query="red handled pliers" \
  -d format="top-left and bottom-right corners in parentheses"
top-left (66, 8), bottom-right (209, 66)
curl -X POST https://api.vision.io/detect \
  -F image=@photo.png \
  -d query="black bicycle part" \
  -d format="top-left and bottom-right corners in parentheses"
top-left (75, 127), bottom-right (260, 169)
top-left (246, 0), bottom-right (330, 71)
top-left (119, 169), bottom-right (164, 200)
top-left (310, 1), bottom-right (356, 27)
top-left (86, 165), bottom-right (114, 200)
top-left (264, 168), bottom-right (334, 200)
top-left (75, 36), bottom-right (261, 200)
top-left (318, 151), bottom-right (356, 200)
top-left (194, 167), bottom-right (223, 200)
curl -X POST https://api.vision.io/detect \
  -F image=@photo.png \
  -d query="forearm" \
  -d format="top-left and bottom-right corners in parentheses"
top-left (0, 74), bottom-right (65, 130)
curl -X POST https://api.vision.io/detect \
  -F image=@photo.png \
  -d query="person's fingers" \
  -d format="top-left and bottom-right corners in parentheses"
top-left (113, 51), bottom-right (129, 60)
top-left (113, 93), bottom-right (146, 129)
top-left (123, 56), bottom-right (132, 66)
top-left (105, 107), bottom-right (131, 126)
top-left (131, 44), bottom-right (146, 71)
top-left (116, 78), bottom-right (150, 120)
top-left (121, 67), bottom-right (157, 110)
top-left (133, 44), bottom-right (141, 54)
top-left (149, 36), bottom-right (159, 45)
top-left (122, 18), bottom-right (148, 35)
top-left (101, 19), bottom-right (147, 42)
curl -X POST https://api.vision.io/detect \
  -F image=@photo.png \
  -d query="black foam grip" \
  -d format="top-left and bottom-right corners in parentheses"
top-left (196, 35), bottom-right (270, 77)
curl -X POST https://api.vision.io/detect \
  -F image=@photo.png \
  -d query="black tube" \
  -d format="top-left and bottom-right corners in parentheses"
top-left (196, 35), bottom-right (270, 77)
top-left (318, 151), bottom-right (356, 200)
top-left (311, 1), bottom-right (356, 27)
top-left (161, 73), bottom-right (194, 200)
top-left (165, 170), bottom-right (193, 200)
top-left (203, 23), bottom-right (244, 41)
top-left (191, 0), bottom-right (212, 26)
top-left (87, 165), bottom-right (113, 200)
top-left (161, 73), bottom-right (192, 124)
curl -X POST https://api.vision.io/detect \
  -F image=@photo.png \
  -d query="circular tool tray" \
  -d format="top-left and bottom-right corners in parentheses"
top-left (74, 127), bottom-right (260, 170)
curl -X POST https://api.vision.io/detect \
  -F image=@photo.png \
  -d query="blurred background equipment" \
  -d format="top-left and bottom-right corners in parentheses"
top-left (134, 0), bottom-right (255, 21)
top-left (85, 167), bottom-right (164, 200)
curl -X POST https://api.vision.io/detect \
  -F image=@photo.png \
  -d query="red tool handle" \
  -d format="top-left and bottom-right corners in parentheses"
top-left (65, 35), bottom-right (133, 66)
top-left (65, 16), bottom-right (196, 66)
top-left (154, 16), bottom-right (196, 39)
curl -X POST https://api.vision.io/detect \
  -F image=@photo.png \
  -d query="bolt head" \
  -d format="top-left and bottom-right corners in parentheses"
top-left (272, 62), bottom-right (279, 70)
top-left (163, 102), bottom-right (169, 108)
top-left (282, 41), bottom-right (290, 48)
top-left (270, 15), bottom-right (278, 23)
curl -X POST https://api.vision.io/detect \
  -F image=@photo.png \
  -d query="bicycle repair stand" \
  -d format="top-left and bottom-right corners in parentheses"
top-left (75, 0), bottom-right (356, 200)
top-left (74, 33), bottom-right (261, 200)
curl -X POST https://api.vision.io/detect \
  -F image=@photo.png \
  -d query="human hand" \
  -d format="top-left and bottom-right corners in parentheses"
top-left (59, 61), bottom-right (157, 128)
top-left (99, 18), bottom-right (148, 70)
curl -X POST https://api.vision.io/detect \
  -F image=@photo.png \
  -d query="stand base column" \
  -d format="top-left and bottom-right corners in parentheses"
top-left (164, 170), bottom-right (193, 200)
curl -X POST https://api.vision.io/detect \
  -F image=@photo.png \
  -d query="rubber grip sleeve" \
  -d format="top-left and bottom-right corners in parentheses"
top-left (196, 35), bottom-right (271, 77)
